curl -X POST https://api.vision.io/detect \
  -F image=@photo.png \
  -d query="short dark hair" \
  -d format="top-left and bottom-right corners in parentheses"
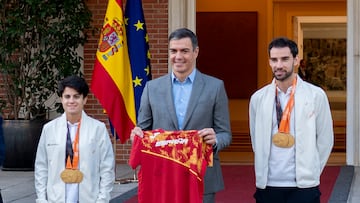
top-left (168, 28), bottom-right (198, 50)
top-left (268, 37), bottom-right (298, 58)
top-left (57, 75), bottom-right (89, 97)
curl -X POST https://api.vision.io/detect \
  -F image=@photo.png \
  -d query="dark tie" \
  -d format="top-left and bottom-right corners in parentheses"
top-left (65, 126), bottom-right (74, 164)
top-left (275, 95), bottom-right (283, 128)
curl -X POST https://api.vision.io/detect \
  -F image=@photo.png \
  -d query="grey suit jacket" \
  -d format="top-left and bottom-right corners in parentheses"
top-left (137, 70), bottom-right (232, 194)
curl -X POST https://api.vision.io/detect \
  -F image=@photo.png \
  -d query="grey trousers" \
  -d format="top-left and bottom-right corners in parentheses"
top-left (203, 193), bottom-right (216, 203)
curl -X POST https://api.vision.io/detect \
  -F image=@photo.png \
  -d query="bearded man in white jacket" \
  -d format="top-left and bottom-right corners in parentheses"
top-left (35, 75), bottom-right (115, 203)
top-left (249, 37), bottom-right (333, 203)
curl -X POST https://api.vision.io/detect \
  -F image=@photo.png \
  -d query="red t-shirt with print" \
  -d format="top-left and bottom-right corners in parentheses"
top-left (129, 129), bottom-right (213, 203)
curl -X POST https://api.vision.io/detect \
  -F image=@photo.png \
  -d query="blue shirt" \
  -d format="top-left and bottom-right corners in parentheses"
top-left (171, 69), bottom-right (196, 129)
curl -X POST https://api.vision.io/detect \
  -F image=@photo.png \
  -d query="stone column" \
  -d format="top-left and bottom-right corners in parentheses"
top-left (168, 0), bottom-right (196, 32)
top-left (167, 0), bottom-right (196, 71)
top-left (347, 0), bottom-right (360, 166)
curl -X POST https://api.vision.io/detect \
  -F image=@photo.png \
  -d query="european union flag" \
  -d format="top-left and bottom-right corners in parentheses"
top-left (125, 0), bottom-right (152, 118)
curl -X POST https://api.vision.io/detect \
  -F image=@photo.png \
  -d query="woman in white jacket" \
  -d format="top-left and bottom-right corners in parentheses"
top-left (249, 37), bottom-right (333, 203)
top-left (35, 76), bottom-right (115, 203)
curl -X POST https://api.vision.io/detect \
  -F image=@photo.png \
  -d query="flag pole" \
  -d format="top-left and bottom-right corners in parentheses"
top-left (113, 131), bottom-right (122, 184)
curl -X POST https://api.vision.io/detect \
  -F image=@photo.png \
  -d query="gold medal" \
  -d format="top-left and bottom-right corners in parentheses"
top-left (272, 132), bottom-right (295, 148)
top-left (62, 121), bottom-right (82, 183)
top-left (60, 169), bottom-right (83, 183)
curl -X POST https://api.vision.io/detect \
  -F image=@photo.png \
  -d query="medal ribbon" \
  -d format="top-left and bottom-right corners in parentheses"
top-left (66, 121), bottom-right (81, 169)
top-left (276, 78), bottom-right (297, 133)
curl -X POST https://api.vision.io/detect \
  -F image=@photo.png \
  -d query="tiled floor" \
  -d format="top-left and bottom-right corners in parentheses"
top-left (1, 163), bottom-right (359, 203)
top-left (0, 164), bottom-right (137, 203)
top-left (347, 167), bottom-right (360, 203)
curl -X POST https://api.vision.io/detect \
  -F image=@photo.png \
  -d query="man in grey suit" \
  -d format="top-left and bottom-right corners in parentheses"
top-left (130, 28), bottom-right (232, 203)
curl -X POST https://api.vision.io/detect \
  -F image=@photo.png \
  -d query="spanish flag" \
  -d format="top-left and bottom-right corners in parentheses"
top-left (91, 0), bottom-right (135, 143)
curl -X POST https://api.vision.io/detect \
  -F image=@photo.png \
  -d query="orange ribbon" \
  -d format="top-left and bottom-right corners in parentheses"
top-left (66, 121), bottom-right (81, 169)
top-left (277, 77), bottom-right (297, 133)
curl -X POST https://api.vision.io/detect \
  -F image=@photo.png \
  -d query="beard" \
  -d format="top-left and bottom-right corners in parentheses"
top-left (273, 65), bottom-right (294, 81)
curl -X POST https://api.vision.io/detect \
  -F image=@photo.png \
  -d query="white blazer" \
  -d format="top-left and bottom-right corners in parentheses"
top-left (249, 76), bottom-right (334, 189)
top-left (35, 111), bottom-right (115, 203)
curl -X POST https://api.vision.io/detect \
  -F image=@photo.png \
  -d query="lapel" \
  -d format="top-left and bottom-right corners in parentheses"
top-left (163, 74), bottom-right (180, 129)
top-left (263, 79), bottom-right (277, 128)
top-left (68, 111), bottom-right (88, 167)
top-left (293, 76), bottom-right (306, 118)
top-left (182, 71), bottom-right (204, 129)
top-left (55, 113), bottom-right (69, 166)
top-left (58, 113), bottom-right (68, 143)
top-left (78, 111), bottom-right (89, 153)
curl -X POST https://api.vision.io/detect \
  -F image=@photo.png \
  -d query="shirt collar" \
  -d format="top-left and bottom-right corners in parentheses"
top-left (276, 86), bottom-right (293, 95)
top-left (171, 68), bottom-right (196, 83)
top-left (67, 121), bottom-right (79, 127)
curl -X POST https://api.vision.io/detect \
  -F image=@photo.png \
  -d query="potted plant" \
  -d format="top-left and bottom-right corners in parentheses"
top-left (0, 0), bottom-right (93, 170)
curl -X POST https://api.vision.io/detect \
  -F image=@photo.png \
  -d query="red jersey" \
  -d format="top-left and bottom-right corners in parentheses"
top-left (129, 129), bottom-right (213, 203)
